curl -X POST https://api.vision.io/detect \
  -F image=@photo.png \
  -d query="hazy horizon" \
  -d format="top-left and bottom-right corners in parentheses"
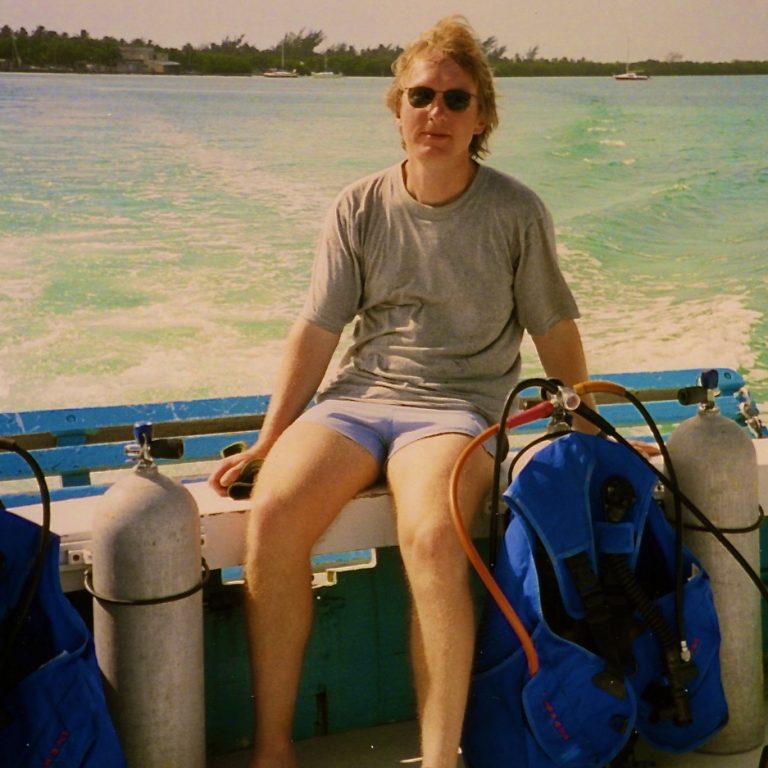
top-left (3, 0), bottom-right (768, 63)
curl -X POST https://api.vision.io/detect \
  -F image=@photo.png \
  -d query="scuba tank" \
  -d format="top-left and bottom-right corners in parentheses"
top-left (87, 423), bottom-right (206, 768)
top-left (666, 370), bottom-right (765, 753)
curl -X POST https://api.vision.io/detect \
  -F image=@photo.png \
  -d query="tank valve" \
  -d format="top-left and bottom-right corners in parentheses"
top-left (540, 381), bottom-right (580, 433)
top-left (676, 369), bottom-right (720, 410)
top-left (125, 422), bottom-right (184, 467)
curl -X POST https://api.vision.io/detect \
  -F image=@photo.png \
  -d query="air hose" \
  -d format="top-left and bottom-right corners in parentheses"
top-left (604, 552), bottom-right (693, 725)
top-left (0, 438), bottom-right (52, 695)
top-left (562, 382), bottom-right (768, 651)
top-left (488, 377), bottom-right (574, 568)
top-left (450, 379), bottom-right (609, 677)
top-left (570, 389), bottom-right (768, 606)
top-left (449, 399), bottom-right (553, 676)
top-left (450, 375), bottom-right (768, 685)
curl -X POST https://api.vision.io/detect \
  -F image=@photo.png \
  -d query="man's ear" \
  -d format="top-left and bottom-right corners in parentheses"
top-left (394, 101), bottom-right (404, 130)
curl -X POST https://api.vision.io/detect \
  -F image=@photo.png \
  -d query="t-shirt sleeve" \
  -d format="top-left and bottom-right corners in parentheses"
top-left (300, 194), bottom-right (362, 334)
top-left (512, 201), bottom-right (580, 336)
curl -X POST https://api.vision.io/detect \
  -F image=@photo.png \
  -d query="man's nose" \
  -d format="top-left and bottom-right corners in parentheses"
top-left (428, 93), bottom-right (449, 115)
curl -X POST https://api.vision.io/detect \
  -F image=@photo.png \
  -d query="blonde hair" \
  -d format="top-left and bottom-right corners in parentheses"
top-left (386, 16), bottom-right (498, 160)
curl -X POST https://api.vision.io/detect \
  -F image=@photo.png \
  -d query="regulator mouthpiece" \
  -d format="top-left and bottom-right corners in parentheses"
top-left (541, 384), bottom-right (580, 433)
top-left (125, 422), bottom-right (184, 467)
top-left (557, 386), bottom-right (581, 412)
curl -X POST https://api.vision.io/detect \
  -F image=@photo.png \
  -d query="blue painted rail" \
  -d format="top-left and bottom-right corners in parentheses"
top-left (0, 368), bottom-right (763, 508)
top-left (0, 395), bottom-right (269, 504)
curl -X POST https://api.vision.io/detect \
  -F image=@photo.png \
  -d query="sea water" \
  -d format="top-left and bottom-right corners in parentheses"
top-left (0, 73), bottom-right (766, 412)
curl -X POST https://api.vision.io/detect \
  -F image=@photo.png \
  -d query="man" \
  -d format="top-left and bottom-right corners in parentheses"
top-left (209, 16), bottom-right (594, 768)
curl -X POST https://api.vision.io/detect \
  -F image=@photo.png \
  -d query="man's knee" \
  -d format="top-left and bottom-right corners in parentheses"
top-left (244, 498), bottom-right (289, 566)
top-left (401, 518), bottom-right (469, 585)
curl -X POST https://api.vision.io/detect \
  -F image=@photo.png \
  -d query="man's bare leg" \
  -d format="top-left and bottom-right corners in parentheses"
top-left (243, 421), bottom-right (380, 768)
top-left (387, 433), bottom-right (492, 768)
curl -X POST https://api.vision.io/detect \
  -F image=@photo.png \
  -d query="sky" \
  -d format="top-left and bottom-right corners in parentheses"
top-left (3, 0), bottom-right (768, 62)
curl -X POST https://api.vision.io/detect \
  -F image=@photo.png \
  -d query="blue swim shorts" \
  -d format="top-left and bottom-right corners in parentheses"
top-left (296, 399), bottom-right (492, 465)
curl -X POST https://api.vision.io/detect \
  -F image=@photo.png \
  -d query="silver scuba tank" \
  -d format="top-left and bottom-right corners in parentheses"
top-left (89, 422), bottom-right (206, 767)
top-left (665, 371), bottom-right (765, 754)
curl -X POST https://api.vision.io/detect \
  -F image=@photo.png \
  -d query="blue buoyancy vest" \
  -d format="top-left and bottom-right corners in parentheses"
top-left (0, 510), bottom-right (126, 767)
top-left (462, 432), bottom-right (727, 768)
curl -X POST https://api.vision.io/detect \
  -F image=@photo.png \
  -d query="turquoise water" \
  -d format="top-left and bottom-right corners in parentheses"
top-left (1, 73), bottom-right (766, 411)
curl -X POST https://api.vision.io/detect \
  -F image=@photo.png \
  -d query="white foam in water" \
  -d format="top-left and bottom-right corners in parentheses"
top-left (157, 127), bottom-right (333, 223)
top-left (1, 75), bottom-right (766, 413)
top-left (13, 336), bottom-right (288, 412)
top-left (580, 293), bottom-right (760, 375)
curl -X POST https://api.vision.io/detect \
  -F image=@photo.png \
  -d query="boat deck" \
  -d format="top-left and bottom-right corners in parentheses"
top-left (207, 718), bottom-right (768, 767)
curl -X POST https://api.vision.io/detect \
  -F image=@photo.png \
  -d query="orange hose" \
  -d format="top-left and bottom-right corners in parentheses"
top-left (449, 400), bottom-right (552, 677)
top-left (450, 382), bottom-right (630, 677)
top-left (575, 380), bottom-right (627, 398)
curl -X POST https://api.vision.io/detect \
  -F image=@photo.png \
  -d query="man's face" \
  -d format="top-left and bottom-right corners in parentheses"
top-left (396, 54), bottom-right (486, 166)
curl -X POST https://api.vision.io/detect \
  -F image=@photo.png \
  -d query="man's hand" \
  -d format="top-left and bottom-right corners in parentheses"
top-left (208, 445), bottom-right (263, 497)
top-left (628, 439), bottom-right (662, 460)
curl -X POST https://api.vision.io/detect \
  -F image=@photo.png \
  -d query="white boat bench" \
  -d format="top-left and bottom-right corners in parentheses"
top-left (1, 367), bottom-right (766, 592)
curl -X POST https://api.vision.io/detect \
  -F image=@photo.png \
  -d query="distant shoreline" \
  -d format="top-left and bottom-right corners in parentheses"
top-left (3, 27), bottom-right (768, 78)
top-left (4, 67), bottom-right (768, 78)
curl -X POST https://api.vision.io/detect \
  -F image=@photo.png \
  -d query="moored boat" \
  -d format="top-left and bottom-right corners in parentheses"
top-left (263, 41), bottom-right (299, 77)
top-left (614, 69), bottom-right (650, 81)
top-left (311, 53), bottom-right (343, 78)
top-left (263, 68), bottom-right (299, 78)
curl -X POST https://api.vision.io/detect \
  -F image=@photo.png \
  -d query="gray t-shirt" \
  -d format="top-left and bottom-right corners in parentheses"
top-left (301, 162), bottom-right (579, 423)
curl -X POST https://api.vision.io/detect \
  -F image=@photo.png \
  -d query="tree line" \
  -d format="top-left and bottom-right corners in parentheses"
top-left (2, 25), bottom-right (767, 77)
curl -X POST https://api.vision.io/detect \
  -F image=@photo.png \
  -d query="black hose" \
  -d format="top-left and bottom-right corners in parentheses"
top-left (489, 378), bottom-right (768, 658)
top-left (506, 432), bottom-right (559, 487)
top-left (589, 392), bottom-right (688, 659)
top-left (486, 379), bottom-right (767, 734)
top-left (0, 438), bottom-right (52, 695)
top-left (605, 553), bottom-right (692, 725)
top-left (489, 377), bottom-right (563, 568)
top-left (571, 400), bottom-right (768, 606)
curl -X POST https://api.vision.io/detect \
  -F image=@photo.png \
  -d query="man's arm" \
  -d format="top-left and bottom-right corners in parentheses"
top-left (531, 318), bottom-right (599, 434)
top-left (255, 317), bottom-right (341, 452)
top-left (208, 317), bottom-right (341, 495)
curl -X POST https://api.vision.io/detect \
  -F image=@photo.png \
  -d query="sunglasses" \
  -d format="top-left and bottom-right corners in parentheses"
top-left (405, 86), bottom-right (477, 112)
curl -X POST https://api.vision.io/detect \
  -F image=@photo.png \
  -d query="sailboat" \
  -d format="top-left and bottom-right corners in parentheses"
top-left (263, 41), bottom-right (298, 78)
top-left (614, 64), bottom-right (649, 81)
top-left (613, 39), bottom-right (649, 80)
top-left (311, 53), bottom-right (343, 78)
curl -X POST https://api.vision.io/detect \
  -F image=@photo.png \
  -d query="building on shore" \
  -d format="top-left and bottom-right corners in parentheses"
top-left (118, 46), bottom-right (180, 74)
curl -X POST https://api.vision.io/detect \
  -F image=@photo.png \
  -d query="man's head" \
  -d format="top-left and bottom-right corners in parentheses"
top-left (386, 16), bottom-right (499, 160)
